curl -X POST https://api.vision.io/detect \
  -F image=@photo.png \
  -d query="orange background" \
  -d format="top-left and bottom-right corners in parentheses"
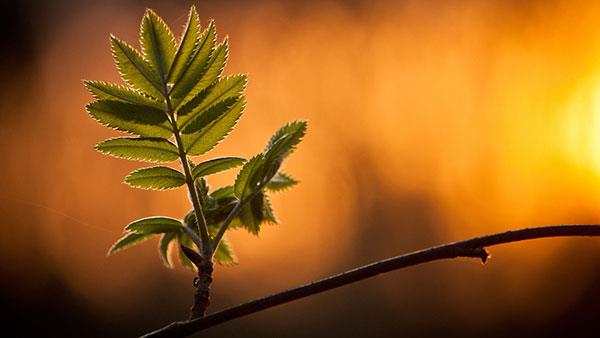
top-left (1, 0), bottom-right (599, 336)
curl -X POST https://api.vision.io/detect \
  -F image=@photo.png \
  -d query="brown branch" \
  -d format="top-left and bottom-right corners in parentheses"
top-left (141, 224), bottom-right (600, 338)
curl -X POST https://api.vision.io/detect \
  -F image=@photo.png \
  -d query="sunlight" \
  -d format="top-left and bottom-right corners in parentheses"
top-left (562, 78), bottom-right (600, 175)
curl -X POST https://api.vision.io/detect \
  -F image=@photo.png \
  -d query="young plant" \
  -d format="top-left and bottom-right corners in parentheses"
top-left (84, 6), bottom-right (306, 319)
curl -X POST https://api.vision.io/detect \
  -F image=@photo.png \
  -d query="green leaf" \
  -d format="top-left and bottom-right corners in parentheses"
top-left (159, 231), bottom-right (178, 268)
top-left (108, 232), bottom-right (152, 255)
top-left (125, 216), bottom-right (183, 234)
top-left (140, 9), bottom-right (177, 80)
top-left (214, 236), bottom-right (237, 265)
top-left (111, 36), bottom-right (164, 99)
top-left (263, 194), bottom-right (278, 224)
top-left (86, 100), bottom-right (172, 138)
top-left (192, 157), bottom-right (245, 179)
top-left (238, 192), bottom-right (264, 235)
top-left (179, 74), bottom-right (247, 131)
top-left (181, 97), bottom-right (240, 134)
top-left (233, 154), bottom-right (265, 199)
top-left (84, 80), bottom-right (163, 109)
top-left (125, 166), bottom-right (186, 190)
top-left (170, 22), bottom-right (217, 103)
top-left (167, 6), bottom-right (201, 84)
top-left (181, 96), bottom-right (246, 156)
top-left (210, 185), bottom-right (234, 199)
top-left (262, 120), bottom-right (307, 181)
top-left (266, 172), bottom-right (299, 192)
top-left (181, 38), bottom-right (229, 107)
top-left (178, 232), bottom-right (195, 269)
top-left (95, 137), bottom-right (179, 163)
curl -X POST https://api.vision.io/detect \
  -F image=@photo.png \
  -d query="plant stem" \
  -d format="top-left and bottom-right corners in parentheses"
top-left (211, 185), bottom-right (264, 255)
top-left (165, 95), bottom-right (211, 258)
top-left (141, 224), bottom-right (600, 338)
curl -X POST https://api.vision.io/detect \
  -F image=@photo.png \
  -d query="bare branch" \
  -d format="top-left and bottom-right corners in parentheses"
top-left (141, 224), bottom-right (600, 338)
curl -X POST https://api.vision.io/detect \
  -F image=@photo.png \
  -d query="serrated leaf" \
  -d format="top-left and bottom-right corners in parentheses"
top-left (210, 185), bottom-right (234, 199)
top-left (238, 193), bottom-right (264, 235)
top-left (125, 216), bottom-right (183, 234)
top-left (263, 194), bottom-right (278, 224)
top-left (214, 236), bottom-right (237, 265)
top-left (167, 6), bottom-right (201, 84)
top-left (108, 232), bottom-right (152, 255)
top-left (180, 38), bottom-right (228, 107)
top-left (178, 232), bottom-right (195, 269)
top-left (159, 231), bottom-right (177, 268)
top-left (262, 120), bottom-right (307, 181)
top-left (84, 80), bottom-right (163, 109)
top-left (234, 154), bottom-right (265, 199)
top-left (266, 172), bottom-right (299, 192)
top-left (95, 137), bottom-right (179, 162)
top-left (181, 96), bottom-right (246, 156)
top-left (178, 75), bottom-right (247, 132)
top-left (111, 36), bottom-right (164, 99)
top-left (170, 22), bottom-right (216, 103)
top-left (182, 97), bottom-right (240, 134)
top-left (192, 157), bottom-right (245, 179)
top-left (140, 9), bottom-right (177, 80)
top-left (86, 100), bottom-right (172, 138)
top-left (125, 166), bottom-right (185, 190)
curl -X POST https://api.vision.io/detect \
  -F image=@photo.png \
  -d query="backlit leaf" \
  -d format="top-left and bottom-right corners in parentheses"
top-left (178, 232), bottom-right (195, 269)
top-left (125, 166), bottom-right (186, 190)
top-left (262, 120), bottom-right (307, 181)
top-left (210, 185), bottom-right (234, 200)
top-left (181, 96), bottom-right (246, 156)
top-left (86, 100), bottom-right (172, 138)
top-left (234, 154), bottom-right (265, 199)
top-left (170, 22), bottom-right (216, 103)
top-left (192, 157), bottom-right (246, 179)
top-left (213, 236), bottom-right (237, 265)
top-left (111, 36), bottom-right (163, 98)
top-left (167, 6), bottom-right (201, 84)
top-left (108, 232), bottom-right (152, 255)
top-left (95, 137), bottom-right (178, 162)
top-left (125, 216), bottom-right (183, 234)
top-left (159, 231), bottom-right (178, 268)
top-left (266, 172), bottom-right (299, 192)
top-left (84, 80), bottom-right (163, 109)
top-left (140, 9), bottom-right (177, 80)
top-left (179, 75), bottom-right (247, 131)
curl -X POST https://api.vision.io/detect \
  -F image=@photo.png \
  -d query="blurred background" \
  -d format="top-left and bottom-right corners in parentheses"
top-left (1, 0), bottom-right (600, 337)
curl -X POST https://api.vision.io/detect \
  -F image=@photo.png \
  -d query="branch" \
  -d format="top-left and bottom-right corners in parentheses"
top-left (141, 224), bottom-right (600, 338)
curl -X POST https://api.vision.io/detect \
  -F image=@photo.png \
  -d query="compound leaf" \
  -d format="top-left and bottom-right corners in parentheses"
top-left (95, 137), bottom-right (178, 163)
top-left (125, 166), bottom-right (185, 190)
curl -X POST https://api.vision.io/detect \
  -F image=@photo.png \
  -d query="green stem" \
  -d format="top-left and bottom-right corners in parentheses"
top-left (211, 185), bottom-right (264, 255)
top-left (165, 94), bottom-right (212, 258)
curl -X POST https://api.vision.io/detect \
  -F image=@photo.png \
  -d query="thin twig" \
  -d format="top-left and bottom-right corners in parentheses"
top-left (141, 224), bottom-right (600, 338)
